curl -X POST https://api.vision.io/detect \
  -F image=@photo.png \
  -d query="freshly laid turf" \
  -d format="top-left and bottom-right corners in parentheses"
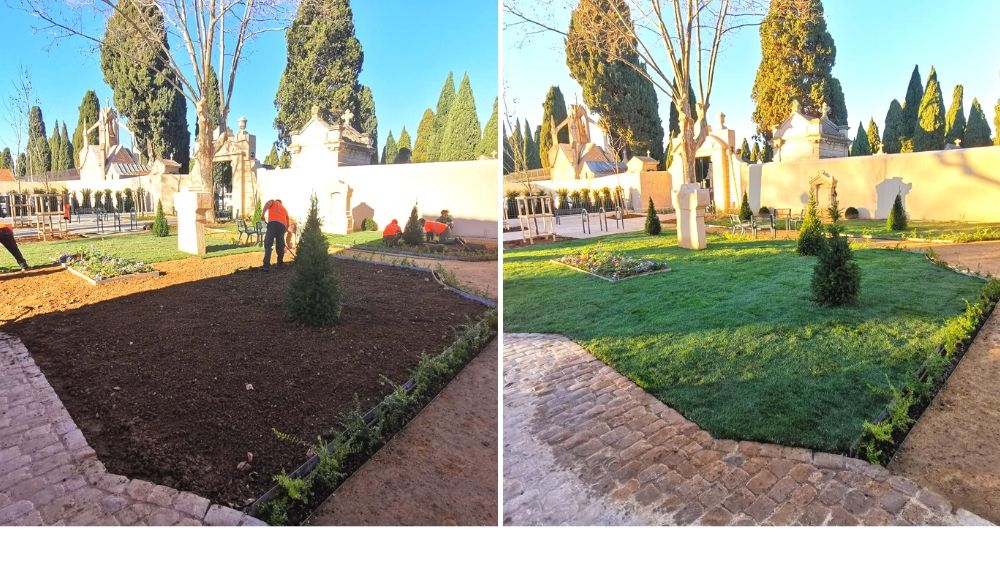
top-left (503, 230), bottom-right (984, 453)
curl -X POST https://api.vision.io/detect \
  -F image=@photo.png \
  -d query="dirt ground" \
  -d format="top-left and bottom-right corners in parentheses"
top-left (888, 240), bottom-right (1000, 523)
top-left (1, 252), bottom-right (486, 508)
top-left (307, 340), bottom-right (498, 526)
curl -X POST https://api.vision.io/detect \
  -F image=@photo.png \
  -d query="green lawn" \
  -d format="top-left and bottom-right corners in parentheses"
top-left (503, 230), bottom-right (984, 452)
top-left (835, 219), bottom-right (1000, 242)
top-left (0, 230), bottom-right (263, 273)
top-left (709, 217), bottom-right (1000, 242)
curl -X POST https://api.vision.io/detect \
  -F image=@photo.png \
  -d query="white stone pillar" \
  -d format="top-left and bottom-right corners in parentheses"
top-left (672, 183), bottom-right (710, 250)
top-left (175, 191), bottom-right (212, 256)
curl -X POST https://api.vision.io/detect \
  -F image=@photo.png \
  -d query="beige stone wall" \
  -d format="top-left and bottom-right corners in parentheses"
top-left (747, 145), bottom-right (1000, 221)
top-left (258, 159), bottom-right (498, 239)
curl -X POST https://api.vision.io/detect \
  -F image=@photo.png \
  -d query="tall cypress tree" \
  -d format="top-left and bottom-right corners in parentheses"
top-left (394, 127), bottom-right (412, 163)
top-left (752, 0), bottom-right (847, 135)
top-left (101, 0), bottom-right (190, 171)
top-left (502, 122), bottom-right (514, 173)
top-left (72, 91), bottom-right (101, 168)
top-left (739, 138), bottom-right (751, 162)
top-left (510, 119), bottom-right (525, 172)
top-left (912, 67), bottom-right (945, 152)
top-left (439, 73), bottom-right (481, 162)
top-left (274, 0), bottom-right (373, 148)
top-left (427, 72), bottom-right (456, 162)
top-left (357, 85), bottom-right (378, 162)
top-left (381, 130), bottom-right (398, 165)
top-left (749, 143), bottom-right (760, 163)
top-left (521, 120), bottom-right (540, 170)
top-left (995, 99), bottom-right (1000, 146)
top-left (278, 149), bottom-right (292, 169)
top-left (16, 153), bottom-right (26, 177)
top-left (850, 122), bottom-right (871, 156)
top-left (539, 85), bottom-right (569, 168)
top-left (264, 144), bottom-right (279, 167)
top-left (901, 65), bottom-right (923, 140)
top-left (412, 108), bottom-right (435, 163)
top-left (61, 122), bottom-right (74, 171)
top-left (944, 84), bottom-right (966, 146)
top-left (26, 106), bottom-right (50, 175)
top-left (476, 97), bottom-right (499, 158)
top-left (566, 0), bottom-right (664, 162)
top-left (882, 99), bottom-right (905, 154)
top-left (48, 121), bottom-right (62, 171)
top-left (964, 98), bottom-right (992, 148)
top-left (0, 148), bottom-right (12, 170)
top-left (866, 118), bottom-right (882, 154)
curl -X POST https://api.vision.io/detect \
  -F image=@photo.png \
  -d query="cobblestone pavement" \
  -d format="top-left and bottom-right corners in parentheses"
top-left (503, 334), bottom-right (991, 526)
top-left (0, 332), bottom-right (265, 526)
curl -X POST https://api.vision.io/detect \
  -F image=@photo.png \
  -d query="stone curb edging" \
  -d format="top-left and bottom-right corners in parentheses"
top-left (502, 333), bottom-right (994, 526)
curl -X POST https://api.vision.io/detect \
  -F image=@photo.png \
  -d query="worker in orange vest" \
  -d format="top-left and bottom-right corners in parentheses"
top-left (420, 217), bottom-right (451, 243)
top-left (261, 199), bottom-right (289, 271)
top-left (0, 224), bottom-right (28, 271)
top-left (382, 218), bottom-right (402, 246)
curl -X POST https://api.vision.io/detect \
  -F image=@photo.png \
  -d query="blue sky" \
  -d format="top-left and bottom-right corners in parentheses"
top-left (0, 1), bottom-right (498, 159)
top-left (504, 0), bottom-right (1000, 148)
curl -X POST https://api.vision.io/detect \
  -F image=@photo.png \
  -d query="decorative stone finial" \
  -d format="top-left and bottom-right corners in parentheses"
top-left (821, 102), bottom-right (830, 119)
top-left (719, 112), bottom-right (726, 129)
top-left (311, 105), bottom-right (320, 118)
top-left (341, 109), bottom-right (354, 126)
top-left (238, 116), bottom-right (247, 132)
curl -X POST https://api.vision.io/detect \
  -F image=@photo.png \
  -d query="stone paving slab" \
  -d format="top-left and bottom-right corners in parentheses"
top-left (503, 333), bottom-right (991, 526)
top-left (0, 332), bottom-right (265, 526)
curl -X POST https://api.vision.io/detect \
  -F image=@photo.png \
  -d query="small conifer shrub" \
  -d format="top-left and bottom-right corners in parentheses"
top-left (286, 194), bottom-right (341, 327)
top-left (812, 225), bottom-right (861, 306)
top-left (887, 193), bottom-right (907, 231)
top-left (360, 217), bottom-right (378, 231)
top-left (151, 200), bottom-right (170, 237)
top-left (644, 197), bottom-right (661, 235)
top-left (738, 191), bottom-right (753, 222)
top-left (403, 205), bottom-right (424, 246)
top-left (797, 192), bottom-right (825, 256)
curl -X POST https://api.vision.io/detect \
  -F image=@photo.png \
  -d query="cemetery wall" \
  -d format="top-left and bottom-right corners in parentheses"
top-left (257, 158), bottom-right (498, 239)
top-left (744, 145), bottom-right (1000, 221)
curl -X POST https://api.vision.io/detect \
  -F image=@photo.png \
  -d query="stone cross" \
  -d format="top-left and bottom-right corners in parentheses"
top-left (341, 109), bottom-right (354, 127)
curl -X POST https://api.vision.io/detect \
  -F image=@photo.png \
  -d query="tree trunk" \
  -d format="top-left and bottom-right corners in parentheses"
top-left (195, 101), bottom-right (216, 223)
top-left (678, 118), bottom-right (697, 185)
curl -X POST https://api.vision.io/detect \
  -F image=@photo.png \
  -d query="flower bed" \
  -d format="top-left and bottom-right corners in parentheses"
top-left (553, 243), bottom-right (669, 282)
top-left (59, 246), bottom-right (160, 284)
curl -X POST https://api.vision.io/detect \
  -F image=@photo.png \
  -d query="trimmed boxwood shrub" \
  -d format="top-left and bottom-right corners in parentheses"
top-left (360, 217), bottom-right (378, 231)
top-left (644, 197), bottom-right (661, 235)
top-left (758, 206), bottom-right (770, 216)
top-left (845, 207), bottom-right (859, 219)
top-left (887, 193), bottom-right (907, 231)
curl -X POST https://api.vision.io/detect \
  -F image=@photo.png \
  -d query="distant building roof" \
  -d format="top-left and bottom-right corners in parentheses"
top-left (583, 161), bottom-right (627, 175)
top-left (0, 169), bottom-right (14, 181)
top-left (110, 162), bottom-right (150, 178)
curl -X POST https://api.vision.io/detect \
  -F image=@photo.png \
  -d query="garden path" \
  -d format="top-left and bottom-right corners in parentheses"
top-left (307, 253), bottom-right (498, 525)
top-left (503, 333), bottom-right (990, 526)
top-left (888, 240), bottom-right (1000, 523)
top-left (0, 332), bottom-right (265, 526)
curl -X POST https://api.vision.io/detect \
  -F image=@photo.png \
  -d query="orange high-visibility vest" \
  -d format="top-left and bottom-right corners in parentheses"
top-left (267, 201), bottom-right (289, 226)
top-left (383, 222), bottom-right (402, 236)
top-left (423, 220), bottom-right (448, 235)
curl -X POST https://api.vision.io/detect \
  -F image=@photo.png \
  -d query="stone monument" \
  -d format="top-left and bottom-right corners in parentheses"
top-left (175, 190), bottom-right (213, 255)
top-left (672, 183), bottom-right (710, 250)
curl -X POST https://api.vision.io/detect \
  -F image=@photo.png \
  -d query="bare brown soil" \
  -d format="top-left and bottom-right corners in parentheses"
top-left (1, 252), bottom-right (486, 508)
top-left (888, 240), bottom-right (1000, 523)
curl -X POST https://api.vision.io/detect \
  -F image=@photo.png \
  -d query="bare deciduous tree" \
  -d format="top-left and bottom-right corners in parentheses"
top-left (18, 0), bottom-right (292, 222)
top-left (506, 0), bottom-right (762, 193)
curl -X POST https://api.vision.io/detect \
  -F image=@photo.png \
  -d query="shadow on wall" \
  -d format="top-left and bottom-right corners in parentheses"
top-left (875, 178), bottom-right (912, 220)
top-left (352, 202), bottom-right (374, 229)
top-left (934, 149), bottom-right (1000, 190)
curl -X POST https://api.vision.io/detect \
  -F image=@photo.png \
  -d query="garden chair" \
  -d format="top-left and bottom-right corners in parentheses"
top-left (729, 214), bottom-right (749, 236)
top-left (750, 213), bottom-right (776, 239)
top-left (789, 209), bottom-right (805, 230)
top-left (254, 221), bottom-right (267, 246)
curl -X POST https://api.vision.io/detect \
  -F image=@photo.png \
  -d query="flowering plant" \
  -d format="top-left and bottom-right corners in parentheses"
top-left (61, 246), bottom-right (155, 281)
top-left (556, 243), bottom-right (667, 281)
